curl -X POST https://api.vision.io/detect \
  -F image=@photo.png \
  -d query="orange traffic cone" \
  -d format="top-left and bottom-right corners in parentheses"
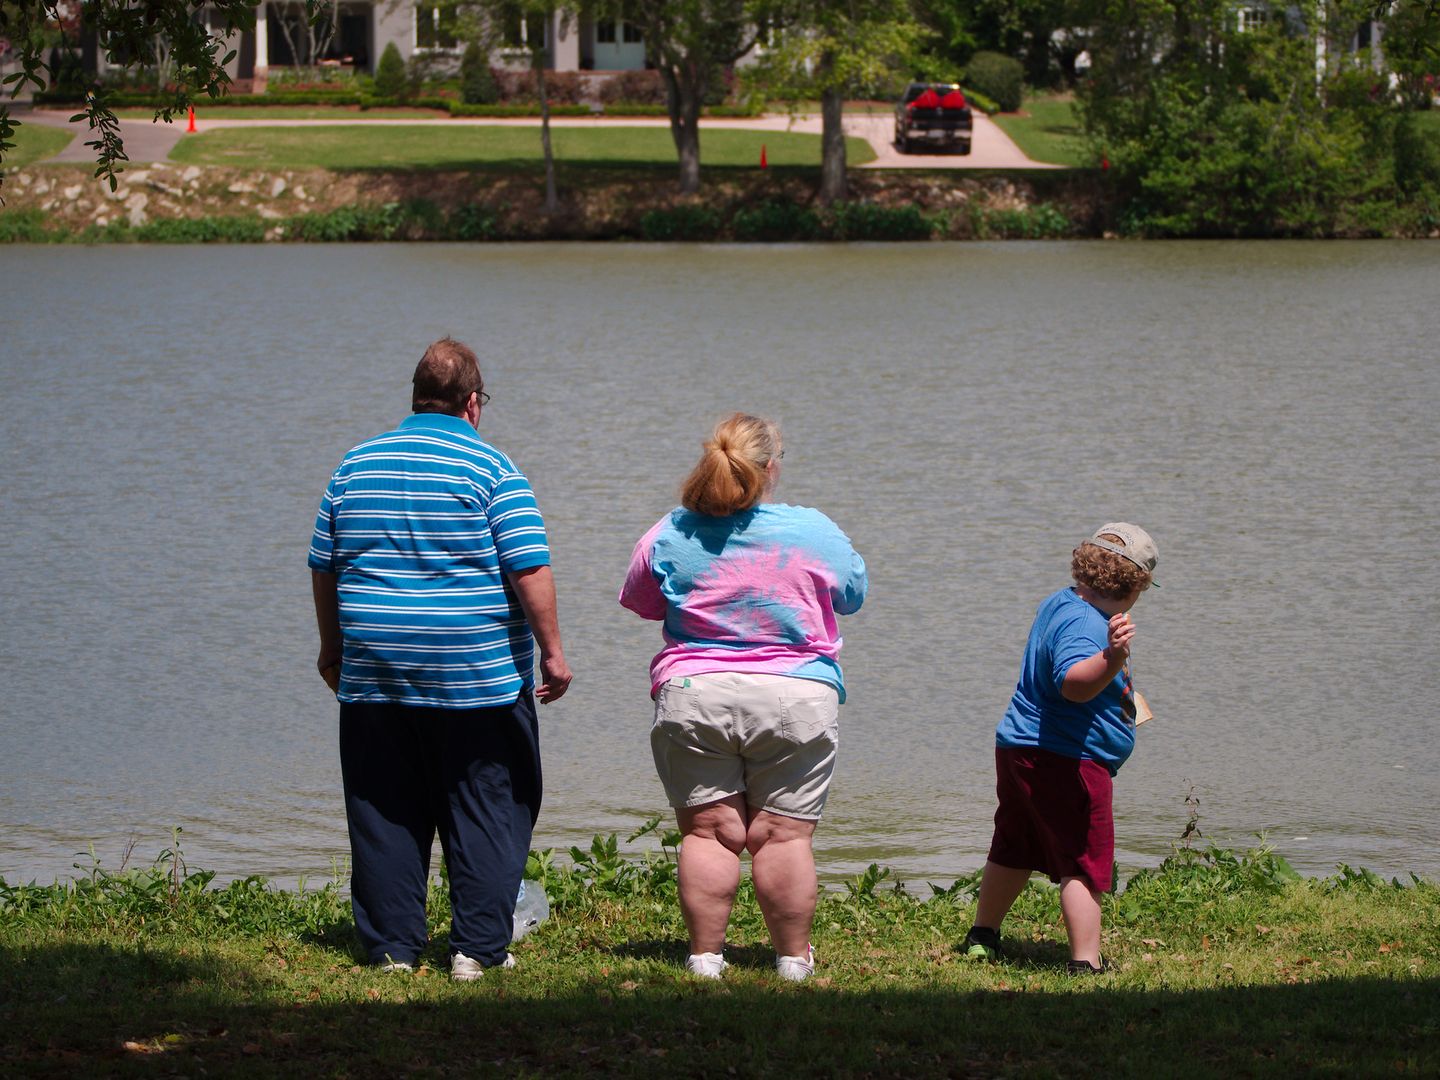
top-left (187, 105), bottom-right (196, 133)
top-left (760, 143), bottom-right (767, 169)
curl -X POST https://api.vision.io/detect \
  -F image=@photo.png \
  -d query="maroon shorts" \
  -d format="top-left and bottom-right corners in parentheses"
top-left (987, 746), bottom-right (1115, 893)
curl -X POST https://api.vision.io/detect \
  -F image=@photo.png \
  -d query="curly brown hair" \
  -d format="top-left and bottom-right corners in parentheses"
top-left (1071, 538), bottom-right (1151, 600)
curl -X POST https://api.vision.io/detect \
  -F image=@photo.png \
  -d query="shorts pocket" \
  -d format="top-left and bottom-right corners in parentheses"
top-left (778, 689), bottom-right (838, 744)
top-left (654, 684), bottom-right (700, 737)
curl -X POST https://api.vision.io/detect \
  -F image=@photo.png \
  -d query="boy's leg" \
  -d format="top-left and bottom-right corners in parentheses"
top-left (1059, 876), bottom-right (1103, 965)
top-left (676, 794), bottom-right (749, 954)
top-left (339, 702), bottom-right (434, 965)
top-left (974, 860), bottom-right (1032, 930)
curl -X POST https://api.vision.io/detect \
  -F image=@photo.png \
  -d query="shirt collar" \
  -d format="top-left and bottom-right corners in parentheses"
top-left (401, 412), bottom-right (480, 439)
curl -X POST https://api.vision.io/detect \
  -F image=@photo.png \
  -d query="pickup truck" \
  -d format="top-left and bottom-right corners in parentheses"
top-left (894, 82), bottom-right (973, 155)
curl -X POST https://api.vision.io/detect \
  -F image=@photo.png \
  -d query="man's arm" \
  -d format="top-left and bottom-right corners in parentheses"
top-left (507, 564), bottom-right (573, 704)
top-left (312, 570), bottom-right (343, 690)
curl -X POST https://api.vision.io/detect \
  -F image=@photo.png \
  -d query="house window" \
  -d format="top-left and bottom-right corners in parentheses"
top-left (596, 19), bottom-right (640, 44)
top-left (1236, 7), bottom-right (1270, 32)
top-left (416, 4), bottom-right (459, 49)
top-left (501, 9), bottom-right (548, 48)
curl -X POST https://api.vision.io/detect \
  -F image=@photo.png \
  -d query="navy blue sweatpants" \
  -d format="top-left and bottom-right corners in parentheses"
top-left (339, 694), bottom-right (541, 967)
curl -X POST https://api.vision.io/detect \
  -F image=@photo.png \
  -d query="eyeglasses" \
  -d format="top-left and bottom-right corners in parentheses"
top-left (472, 389), bottom-right (491, 406)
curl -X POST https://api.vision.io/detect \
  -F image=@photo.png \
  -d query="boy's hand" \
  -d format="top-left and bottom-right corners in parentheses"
top-left (1104, 613), bottom-right (1135, 661)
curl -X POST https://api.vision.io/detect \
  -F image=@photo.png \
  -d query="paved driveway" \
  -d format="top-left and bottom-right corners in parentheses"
top-left (19, 105), bottom-right (1056, 170)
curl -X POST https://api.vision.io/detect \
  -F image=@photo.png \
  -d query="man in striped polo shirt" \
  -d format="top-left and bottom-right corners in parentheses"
top-left (309, 337), bottom-right (571, 979)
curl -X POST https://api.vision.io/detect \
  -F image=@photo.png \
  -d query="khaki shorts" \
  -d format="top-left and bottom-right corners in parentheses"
top-left (650, 671), bottom-right (840, 820)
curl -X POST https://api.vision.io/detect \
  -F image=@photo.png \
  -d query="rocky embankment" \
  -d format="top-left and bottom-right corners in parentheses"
top-left (2, 163), bottom-right (1108, 240)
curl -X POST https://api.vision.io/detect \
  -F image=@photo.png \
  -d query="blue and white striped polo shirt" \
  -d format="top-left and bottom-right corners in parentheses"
top-left (308, 412), bottom-right (550, 709)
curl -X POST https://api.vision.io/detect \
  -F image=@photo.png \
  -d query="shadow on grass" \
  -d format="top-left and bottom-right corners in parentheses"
top-left (1, 942), bottom-right (1434, 1077)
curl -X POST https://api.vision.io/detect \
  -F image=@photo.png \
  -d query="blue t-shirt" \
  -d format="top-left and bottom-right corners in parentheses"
top-left (995, 588), bottom-right (1136, 775)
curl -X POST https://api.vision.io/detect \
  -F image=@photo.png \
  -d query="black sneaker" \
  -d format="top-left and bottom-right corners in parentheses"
top-left (962, 926), bottom-right (1003, 962)
top-left (1066, 958), bottom-right (1109, 975)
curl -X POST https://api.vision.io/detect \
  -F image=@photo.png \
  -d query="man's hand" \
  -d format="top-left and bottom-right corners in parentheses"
top-left (536, 651), bottom-right (573, 704)
top-left (312, 570), bottom-right (343, 695)
top-left (505, 565), bottom-right (572, 705)
top-left (317, 647), bottom-right (342, 692)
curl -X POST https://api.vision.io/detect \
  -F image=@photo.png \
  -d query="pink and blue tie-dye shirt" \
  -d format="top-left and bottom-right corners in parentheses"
top-left (619, 503), bottom-right (867, 701)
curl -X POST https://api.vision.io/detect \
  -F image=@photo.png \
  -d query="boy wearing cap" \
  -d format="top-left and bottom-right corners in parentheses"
top-left (962, 523), bottom-right (1159, 974)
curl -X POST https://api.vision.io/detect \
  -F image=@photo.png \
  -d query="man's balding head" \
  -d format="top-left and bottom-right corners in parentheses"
top-left (412, 337), bottom-right (482, 415)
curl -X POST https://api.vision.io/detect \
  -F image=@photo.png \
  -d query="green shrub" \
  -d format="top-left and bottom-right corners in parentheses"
top-left (965, 51), bottom-right (1024, 113)
top-left (639, 205), bottom-right (722, 241)
top-left (604, 103), bottom-right (669, 116)
top-left (972, 202), bottom-right (1074, 239)
top-left (447, 102), bottom-right (590, 117)
top-left (824, 202), bottom-right (934, 241)
top-left (374, 43), bottom-right (408, 100)
top-left (1394, 111), bottom-right (1440, 198)
top-left (706, 102), bottom-right (765, 118)
top-left (460, 43), bottom-right (500, 106)
top-left (132, 216), bottom-right (267, 243)
top-left (598, 70), bottom-right (665, 106)
top-left (448, 204), bottom-right (499, 240)
top-left (962, 88), bottom-right (999, 115)
top-left (732, 201), bottom-right (821, 241)
top-left (0, 209), bottom-right (52, 243)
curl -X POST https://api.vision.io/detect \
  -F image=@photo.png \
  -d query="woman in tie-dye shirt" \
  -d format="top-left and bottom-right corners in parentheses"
top-left (620, 413), bottom-right (867, 983)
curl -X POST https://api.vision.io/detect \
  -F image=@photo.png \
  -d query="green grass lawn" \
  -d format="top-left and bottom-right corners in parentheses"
top-left (168, 124), bottom-right (875, 170)
top-left (992, 93), bottom-right (1089, 167)
top-left (2, 123), bottom-right (75, 168)
top-left (1413, 110), bottom-right (1440, 139)
top-left (2, 832), bottom-right (1436, 1076)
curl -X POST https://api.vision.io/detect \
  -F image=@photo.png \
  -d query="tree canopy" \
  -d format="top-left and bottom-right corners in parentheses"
top-left (1, 0), bottom-right (266, 191)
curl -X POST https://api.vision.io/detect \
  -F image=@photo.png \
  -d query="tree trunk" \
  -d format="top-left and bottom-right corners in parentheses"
top-left (536, 52), bottom-right (557, 213)
top-left (818, 82), bottom-right (847, 204)
top-left (662, 61), bottom-right (704, 194)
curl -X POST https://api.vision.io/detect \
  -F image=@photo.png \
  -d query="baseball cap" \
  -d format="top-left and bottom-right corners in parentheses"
top-left (1082, 522), bottom-right (1159, 586)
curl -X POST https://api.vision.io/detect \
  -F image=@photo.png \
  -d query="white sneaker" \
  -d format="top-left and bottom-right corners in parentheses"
top-left (775, 944), bottom-right (815, 982)
top-left (451, 951), bottom-right (515, 981)
top-left (685, 951), bottom-right (727, 979)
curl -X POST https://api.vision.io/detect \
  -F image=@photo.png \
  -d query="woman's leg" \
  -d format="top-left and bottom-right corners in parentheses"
top-left (676, 794), bottom-right (749, 954)
top-left (973, 860), bottom-right (1032, 930)
top-left (746, 810), bottom-right (818, 958)
top-left (1059, 876), bottom-right (1103, 964)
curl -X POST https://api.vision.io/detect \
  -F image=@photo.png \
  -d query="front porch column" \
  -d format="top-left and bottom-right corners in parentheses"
top-left (255, 3), bottom-right (269, 71)
top-left (551, 12), bottom-right (580, 71)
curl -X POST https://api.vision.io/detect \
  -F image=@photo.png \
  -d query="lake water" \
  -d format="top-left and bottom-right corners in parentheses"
top-left (2, 241), bottom-right (1438, 889)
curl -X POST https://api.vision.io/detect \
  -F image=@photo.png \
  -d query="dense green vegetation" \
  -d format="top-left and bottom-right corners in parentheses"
top-left (1079, 0), bottom-right (1440, 236)
top-left (167, 125), bottom-right (875, 170)
top-left (2, 825), bottom-right (1435, 1076)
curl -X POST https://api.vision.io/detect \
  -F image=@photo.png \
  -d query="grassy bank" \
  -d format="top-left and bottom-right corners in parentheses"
top-left (992, 94), bottom-right (1088, 168)
top-left (2, 826), bottom-right (1435, 1077)
top-left (2, 124), bottom-right (75, 168)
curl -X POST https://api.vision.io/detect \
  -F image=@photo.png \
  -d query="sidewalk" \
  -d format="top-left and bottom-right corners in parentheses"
top-left (19, 105), bottom-right (1058, 169)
